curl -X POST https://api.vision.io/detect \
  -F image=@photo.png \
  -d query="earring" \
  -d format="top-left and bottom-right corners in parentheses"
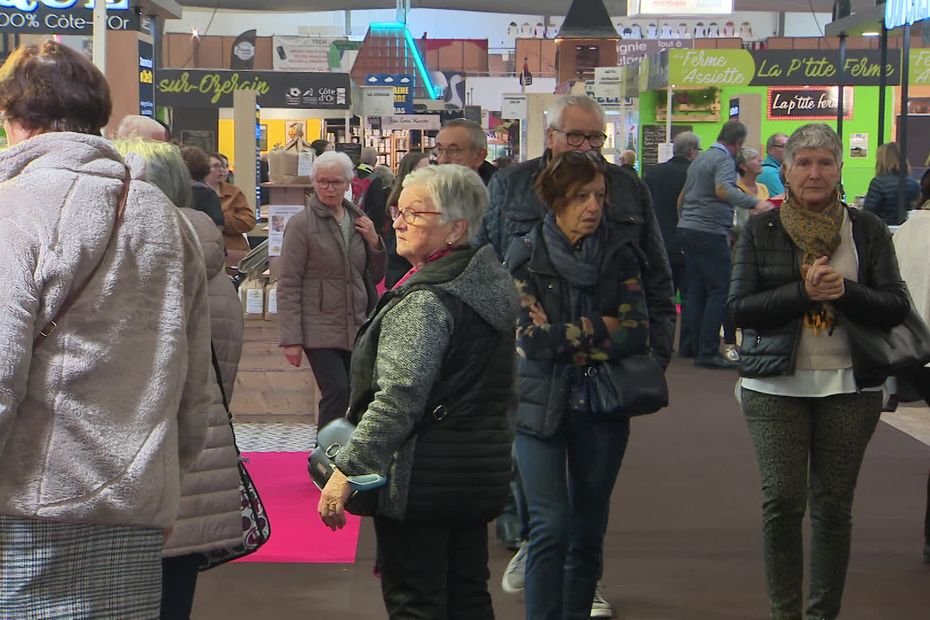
top-left (446, 240), bottom-right (453, 246)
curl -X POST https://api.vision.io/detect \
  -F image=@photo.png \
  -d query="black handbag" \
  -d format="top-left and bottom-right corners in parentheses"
top-left (308, 418), bottom-right (380, 517)
top-left (843, 304), bottom-right (930, 378)
top-left (585, 353), bottom-right (669, 416)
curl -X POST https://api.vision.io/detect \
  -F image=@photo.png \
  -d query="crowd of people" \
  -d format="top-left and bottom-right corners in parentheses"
top-left (1, 40), bottom-right (928, 620)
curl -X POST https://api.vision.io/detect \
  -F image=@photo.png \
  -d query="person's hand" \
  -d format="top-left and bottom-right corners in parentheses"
top-left (751, 200), bottom-right (775, 215)
top-left (283, 345), bottom-right (303, 367)
top-left (602, 316), bottom-right (621, 333)
top-left (354, 216), bottom-right (380, 250)
top-left (529, 303), bottom-right (549, 326)
top-left (802, 256), bottom-right (845, 301)
top-left (318, 468), bottom-right (353, 531)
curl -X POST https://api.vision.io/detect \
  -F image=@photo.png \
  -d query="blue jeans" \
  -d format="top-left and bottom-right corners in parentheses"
top-left (677, 228), bottom-right (731, 360)
top-left (515, 411), bottom-right (631, 620)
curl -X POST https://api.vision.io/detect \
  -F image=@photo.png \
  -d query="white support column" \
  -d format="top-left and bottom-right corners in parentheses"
top-left (92, 0), bottom-right (107, 72)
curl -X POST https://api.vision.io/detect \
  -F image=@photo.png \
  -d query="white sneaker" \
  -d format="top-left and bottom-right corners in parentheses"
top-left (501, 542), bottom-right (527, 594)
top-left (723, 344), bottom-right (740, 363)
top-left (590, 584), bottom-right (613, 618)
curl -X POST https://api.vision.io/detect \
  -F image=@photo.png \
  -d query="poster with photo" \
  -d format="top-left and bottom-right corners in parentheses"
top-left (849, 133), bottom-right (868, 159)
top-left (268, 204), bottom-right (306, 256)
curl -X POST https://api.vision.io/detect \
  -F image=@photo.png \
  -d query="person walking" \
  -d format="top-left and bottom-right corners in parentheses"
top-left (481, 95), bottom-right (675, 619)
top-left (677, 120), bottom-right (772, 368)
top-left (758, 132), bottom-right (788, 196)
top-left (318, 164), bottom-right (518, 619)
top-left (385, 151), bottom-right (431, 288)
top-left (0, 41), bottom-right (212, 618)
top-left (507, 150), bottom-right (654, 620)
top-left (862, 142), bottom-right (920, 226)
top-left (643, 130), bottom-right (701, 309)
top-left (730, 123), bottom-right (911, 620)
top-left (278, 151), bottom-right (385, 435)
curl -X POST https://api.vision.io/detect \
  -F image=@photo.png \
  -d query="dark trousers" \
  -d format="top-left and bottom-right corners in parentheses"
top-left (160, 554), bottom-right (203, 620)
top-left (678, 228), bottom-right (731, 360)
top-left (742, 389), bottom-right (881, 620)
top-left (515, 412), bottom-right (630, 620)
top-left (304, 347), bottom-right (351, 431)
top-left (374, 516), bottom-right (494, 620)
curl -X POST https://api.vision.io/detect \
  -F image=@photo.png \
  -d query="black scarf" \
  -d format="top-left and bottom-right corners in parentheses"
top-left (542, 212), bottom-right (605, 320)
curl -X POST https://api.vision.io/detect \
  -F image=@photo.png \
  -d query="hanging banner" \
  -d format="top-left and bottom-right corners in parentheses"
top-left (272, 35), bottom-right (343, 72)
top-left (766, 86), bottom-right (853, 121)
top-left (594, 67), bottom-right (623, 100)
top-left (618, 39), bottom-right (692, 67)
top-left (361, 86), bottom-right (395, 118)
top-left (501, 94), bottom-right (528, 120)
top-left (0, 0), bottom-right (139, 34)
top-left (230, 29), bottom-right (257, 70)
top-left (365, 74), bottom-right (414, 114)
top-left (666, 49), bottom-right (901, 88)
top-left (628, 0), bottom-right (735, 16)
top-left (156, 70), bottom-right (351, 109)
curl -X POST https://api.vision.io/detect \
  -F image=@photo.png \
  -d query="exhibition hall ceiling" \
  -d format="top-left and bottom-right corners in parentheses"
top-left (177, 0), bottom-right (875, 18)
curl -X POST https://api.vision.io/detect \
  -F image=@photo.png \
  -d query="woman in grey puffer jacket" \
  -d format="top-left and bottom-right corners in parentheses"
top-left (115, 139), bottom-right (245, 619)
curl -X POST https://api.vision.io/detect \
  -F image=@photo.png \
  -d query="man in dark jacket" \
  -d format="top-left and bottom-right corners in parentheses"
top-left (478, 95), bottom-right (676, 368)
top-left (435, 118), bottom-right (497, 186)
top-left (643, 131), bottom-right (701, 296)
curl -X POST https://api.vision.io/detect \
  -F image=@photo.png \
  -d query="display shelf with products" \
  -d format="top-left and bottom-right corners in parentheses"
top-left (363, 124), bottom-right (439, 171)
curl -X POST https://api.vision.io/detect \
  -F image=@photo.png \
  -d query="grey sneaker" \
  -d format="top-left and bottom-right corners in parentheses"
top-left (590, 584), bottom-right (613, 618)
top-left (501, 542), bottom-right (527, 594)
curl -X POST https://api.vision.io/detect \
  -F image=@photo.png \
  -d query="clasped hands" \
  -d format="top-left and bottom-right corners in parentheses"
top-left (528, 303), bottom-right (621, 332)
top-left (802, 256), bottom-right (845, 301)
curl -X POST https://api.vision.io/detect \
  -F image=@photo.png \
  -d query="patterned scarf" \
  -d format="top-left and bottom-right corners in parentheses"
top-left (778, 187), bottom-right (844, 333)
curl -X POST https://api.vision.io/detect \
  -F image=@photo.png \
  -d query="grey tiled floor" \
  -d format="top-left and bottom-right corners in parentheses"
top-left (233, 422), bottom-right (316, 452)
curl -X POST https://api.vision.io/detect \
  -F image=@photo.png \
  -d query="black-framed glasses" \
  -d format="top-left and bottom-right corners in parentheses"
top-left (390, 206), bottom-right (443, 225)
top-left (552, 128), bottom-right (608, 149)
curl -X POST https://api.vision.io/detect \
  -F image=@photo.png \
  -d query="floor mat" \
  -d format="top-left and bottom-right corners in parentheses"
top-left (237, 451), bottom-right (362, 564)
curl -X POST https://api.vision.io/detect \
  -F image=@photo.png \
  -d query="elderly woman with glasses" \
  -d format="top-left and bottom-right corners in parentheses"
top-left (317, 164), bottom-right (519, 618)
top-left (506, 150), bottom-right (653, 620)
top-left (278, 151), bottom-right (385, 435)
top-left (729, 123), bottom-right (911, 620)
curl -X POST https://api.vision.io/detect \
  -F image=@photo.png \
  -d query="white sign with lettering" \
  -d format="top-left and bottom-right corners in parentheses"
top-left (380, 115), bottom-right (441, 131)
top-left (628, 0), bottom-right (733, 16)
top-left (501, 94), bottom-right (528, 120)
top-left (362, 86), bottom-right (395, 118)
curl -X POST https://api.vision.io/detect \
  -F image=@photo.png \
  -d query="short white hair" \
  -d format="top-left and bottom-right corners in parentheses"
top-left (402, 164), bottom-right (488, 243)
top-left (116, 114), bottom-right (167, 141)
top-left (311, 151), bottom-right (354, 182)
top-left (547, 95), bottom-right (605, 130)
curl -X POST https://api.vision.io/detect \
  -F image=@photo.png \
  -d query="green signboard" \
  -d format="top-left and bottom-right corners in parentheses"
top-left (912, 48), bottom-right (930, 86)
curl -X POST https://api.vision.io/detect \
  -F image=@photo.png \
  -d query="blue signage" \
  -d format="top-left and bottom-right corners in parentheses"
top-left (885, 0), bottom-right (930, 29)
top-left (365, 74), bottom-right (413, 114)
top-left (0, 0), bottom-right (138, 33)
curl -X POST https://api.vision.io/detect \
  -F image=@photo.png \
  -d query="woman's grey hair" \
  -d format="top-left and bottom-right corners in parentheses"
top-left (402, 164), bottom-right (488, 243)
top-left (311, 151), bottom-right (355, 181)
top-left (547, 95), bottom-right (605, 130)
top-left (673, 131), bottom-right (700, 157)
top-left (784, 123), bottom-right (842, 168)
top-left (113, 137), bottom-right (192, 210)
top-left (736, 147), bottom-right (760, 177)
top-left (373, 164), bottom-right (395, 189)
top-left (442, 118), bottom-right (488, 151)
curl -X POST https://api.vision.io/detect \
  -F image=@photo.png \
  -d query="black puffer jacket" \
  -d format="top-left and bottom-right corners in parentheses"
top-left (728, 207), bottom-right (910, 387)
top-left (478, 153), bottom-right (676, 368)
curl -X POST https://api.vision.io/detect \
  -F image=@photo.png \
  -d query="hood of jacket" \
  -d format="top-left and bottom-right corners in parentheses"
top-left (0, 131), bottom-right (128, 184)
top-left (402, 244), bottom-right (519, 333)
top-left (181, 208), bottom-right (226, 279)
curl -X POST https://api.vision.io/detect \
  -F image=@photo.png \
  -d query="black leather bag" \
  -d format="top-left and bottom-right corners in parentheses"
top-left (585, 353), bottom-right (669, 416)
top-left (308, 419), bottom-right (380, 517)
top-left (843, 305), bottom-right (930, 378)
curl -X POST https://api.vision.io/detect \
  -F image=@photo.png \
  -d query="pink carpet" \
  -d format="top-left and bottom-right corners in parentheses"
top-left (236, 451), bottom-right (362, 563)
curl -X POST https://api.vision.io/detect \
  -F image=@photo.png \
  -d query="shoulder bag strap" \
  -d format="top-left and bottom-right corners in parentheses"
top-left (33, 170), bottom-right (131, 350)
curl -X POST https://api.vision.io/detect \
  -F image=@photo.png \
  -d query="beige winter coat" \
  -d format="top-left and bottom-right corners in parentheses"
top-left (278, 195), bottom-right (386, 350)
top-left (0, 133), bottom-right (212, 529)
top-left (163, 209), bottom-right (245, 557)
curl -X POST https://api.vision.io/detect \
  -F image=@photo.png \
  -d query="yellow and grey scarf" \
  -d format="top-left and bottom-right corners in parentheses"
top-left (779, 188), bottom-right (844, 333)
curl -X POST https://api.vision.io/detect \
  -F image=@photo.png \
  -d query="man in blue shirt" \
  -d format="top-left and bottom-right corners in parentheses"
top-left (677, 121), bottom-right (773, 369)
top-left (758, 133), bottom-right (788, 196)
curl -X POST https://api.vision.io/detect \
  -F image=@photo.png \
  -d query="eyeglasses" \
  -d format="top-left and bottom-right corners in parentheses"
top-left (552, 128), bottom-right (608, 149)
top-left (315, 179), bottom-right (348, 189)
top-left (772, 143), bottom-right (787, 149)
top-left (432, 146), bottom-right (465, 159)
top-left (390, 206), bottom-right (443, 225)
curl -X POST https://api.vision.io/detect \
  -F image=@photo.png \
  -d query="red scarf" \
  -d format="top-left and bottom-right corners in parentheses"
top-left (393, 248), bottom-right (456, 289)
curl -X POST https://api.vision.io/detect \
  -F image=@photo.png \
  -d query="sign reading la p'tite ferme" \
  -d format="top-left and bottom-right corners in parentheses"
top-left (767, 87), bottom-right (853, 120)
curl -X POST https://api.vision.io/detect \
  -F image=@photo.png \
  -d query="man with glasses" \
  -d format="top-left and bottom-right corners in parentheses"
top-left (758, 133), bottom-right (788, 196)
top-left (483, 94), bottom-right (675, 620)
top-left (434, 118), bottom-right (497, 185)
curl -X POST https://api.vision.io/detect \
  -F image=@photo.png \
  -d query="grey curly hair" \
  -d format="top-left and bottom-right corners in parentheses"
top-left (784, 123), bottom-right (843, 168)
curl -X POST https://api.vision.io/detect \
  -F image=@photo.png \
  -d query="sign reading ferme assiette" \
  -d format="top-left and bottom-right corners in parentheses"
top-left (668, 49), bottom-right (901, 88)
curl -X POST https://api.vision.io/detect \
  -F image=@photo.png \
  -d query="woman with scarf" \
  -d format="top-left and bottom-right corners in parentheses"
top-left (729, 124), bottom-right (911, 620)
top-left (506, 151), bottom-right (651, 620)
